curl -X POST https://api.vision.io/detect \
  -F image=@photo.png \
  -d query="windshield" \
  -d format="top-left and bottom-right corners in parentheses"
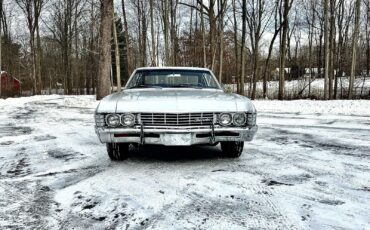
top-left (126, 69), bottom-right (221, 89)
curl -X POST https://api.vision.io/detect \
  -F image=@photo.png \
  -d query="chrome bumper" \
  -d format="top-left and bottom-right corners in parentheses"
top-left (95, 125), bottom-right (258, 146)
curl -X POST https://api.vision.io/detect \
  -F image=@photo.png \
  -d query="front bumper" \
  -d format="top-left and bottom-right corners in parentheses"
top-left (95, 125), bottom-right (258, 146)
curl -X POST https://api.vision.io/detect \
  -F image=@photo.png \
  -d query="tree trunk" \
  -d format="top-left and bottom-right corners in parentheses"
top-left (122, 0), bottom-right (132, 73)
top-left (96, 0), bottom-right (113, 100)
top-left (36, 22), bottom-right (42, 94)
top-left (232, 0), bottom-right (239, 93)
top-left (262, 1), bottom-right (281, 99)
top-left (200, 0), bottom-right (207, 68)
top-left (240, 0), bottom-right (246, 96)
top-left (140, 1), bottom-right (147, 67)
top-left (170, 0), bottom-right (178, 66)
top-left (209, 0), bottom-right (216, 71)
top-left (150, 0), bottom-right (156, 66)
top-left (366, 0), bottom-right (370, 78)
top-left (328, 0), bottom-right (336, 99)
top-left (218, 0), bottom-right (225, 83)
top-left (112, 12), bottom-right (121, 92)
top-left (31, 35), bottom-right (37, 95)
top-left (278, 0), bottom-right (290, 100)
top-left (161, 0), bottom-right (170, 65)
top-left (349, 0), bottom-right (361, 99)
top-left (334, 0), bottom-right (344, 99)
top-left (308, 0), bottom-right (315, 98)
top-left (0, 0), bottom-right (2, 97)
top-left (323, 0), bottom-right (329, 100)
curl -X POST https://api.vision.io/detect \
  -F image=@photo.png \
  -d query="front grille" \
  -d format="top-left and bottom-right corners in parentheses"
top-left (139, 113), bottom-right (214, 126)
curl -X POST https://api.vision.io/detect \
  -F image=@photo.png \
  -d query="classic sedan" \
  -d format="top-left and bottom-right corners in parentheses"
top-left (95, 67), bottom-right (258, 160)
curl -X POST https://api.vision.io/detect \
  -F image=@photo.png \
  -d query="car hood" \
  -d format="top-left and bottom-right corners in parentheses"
top-left (96, 89), bottom-right (256, 113)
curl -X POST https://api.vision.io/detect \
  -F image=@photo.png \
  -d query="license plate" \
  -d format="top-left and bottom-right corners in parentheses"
top-left (162, 133), bottom-right (192, 146)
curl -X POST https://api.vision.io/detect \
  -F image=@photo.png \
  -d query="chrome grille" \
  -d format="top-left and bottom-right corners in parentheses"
top-left (140, 113), bottom-right (214, 126)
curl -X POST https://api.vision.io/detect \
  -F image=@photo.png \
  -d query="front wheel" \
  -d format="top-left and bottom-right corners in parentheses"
top-left (107, 143), bottom-right (129, 161)
top-left (221, 141), bottom-right (244, 158)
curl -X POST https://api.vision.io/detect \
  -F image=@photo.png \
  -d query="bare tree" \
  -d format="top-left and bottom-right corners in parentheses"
top-left (47, 0), bottom-right (84, 95)
top-left (278, 0), bottom-right (293, 100)
top-left (121, 0), bottom-right (132, 73)
top-left (246, 0), bottom-right (272, 99)
top-left (112, 12), bottom-right (121, 91)
top-left (170, 0), bottom-right (179, 66)
top-left (323, 0), bottom-right (329, 99)
top-left (328, 0), bottom-right (336, 99)
top-left (149, 0), bottom-right (156, 66)
top-left (349, 0), bottom-right (361, 99)
top-left (305, 0), bottom-right (316, 98)
top-left (365, 0), bottom-right (370, 78)
top-left (137, 0), bottom-right (147, 67)
top-left (3, 0), bottom-right (370, 99)
top-left (232, 0), bottom-right (240, 92)
top-left (240, 0), bottom-right (247, 96)
top-left (335, 0), bottom-right (352, 98)
top-left (0, 0), bottom-right (2, 97)
top-left (15, 0), bottom-right (46, 94)
top-left (96, 0), bottom-right (113, 100)
top-left (217, 0), bottom-right (226, 83)
top-left (161, 0), bottom-right (170, 65)
top-left (200, 0), bottom-right (206, 67)
top-left (194, 0), bottom-right (217, 70)
top-left (262, 0), bottom-right (281, 99)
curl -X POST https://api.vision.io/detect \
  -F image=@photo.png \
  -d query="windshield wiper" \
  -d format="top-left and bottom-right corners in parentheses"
top-left (170, 84), bottom-right (203, 89)
top-left (130, 85), bottom-right (162, 89)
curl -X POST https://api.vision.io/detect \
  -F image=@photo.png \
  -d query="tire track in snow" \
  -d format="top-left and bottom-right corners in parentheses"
top-left (145, 174), bottom-right (299, 229)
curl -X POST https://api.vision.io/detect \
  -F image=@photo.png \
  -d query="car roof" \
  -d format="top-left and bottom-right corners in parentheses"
top-left (135, 66), bottom-right (211, 72)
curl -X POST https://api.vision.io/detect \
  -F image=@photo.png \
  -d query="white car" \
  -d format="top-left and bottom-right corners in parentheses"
top-left (95, 67), bottom-right (258, 160)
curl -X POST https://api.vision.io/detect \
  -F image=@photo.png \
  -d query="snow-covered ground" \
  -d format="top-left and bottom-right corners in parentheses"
top-left (0, 95), bottom-right (369, 229)
top-left (227, 77), bottom-right (370, 99)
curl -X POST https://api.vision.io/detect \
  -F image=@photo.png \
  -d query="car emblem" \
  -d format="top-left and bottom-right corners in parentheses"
top-left (194, 118), bottom-right (212, 122)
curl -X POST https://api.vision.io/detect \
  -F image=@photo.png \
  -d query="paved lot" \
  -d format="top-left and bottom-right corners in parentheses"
top-left (0, 96), bottom-right (369, 229)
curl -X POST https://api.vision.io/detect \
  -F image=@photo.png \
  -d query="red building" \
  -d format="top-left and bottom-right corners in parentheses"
top-left (0, 71), bottom-right (21, 97)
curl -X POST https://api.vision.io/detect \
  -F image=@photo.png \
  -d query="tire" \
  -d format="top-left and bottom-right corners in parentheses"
top-left (107, 143), bottom-right (129, 161)
top-left (221, 141), bottom-right (244, 158)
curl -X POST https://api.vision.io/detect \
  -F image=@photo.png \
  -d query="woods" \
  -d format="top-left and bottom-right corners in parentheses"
top-left (1, 0), bottom-right (370, 100)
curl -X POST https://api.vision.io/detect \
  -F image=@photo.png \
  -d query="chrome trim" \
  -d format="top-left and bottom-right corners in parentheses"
top-left (139, 112), bottom-right (215, 126)
top-left (95, 125), bottom-right (258, 145)
top-left (137, 125), bottom-right (217, 130)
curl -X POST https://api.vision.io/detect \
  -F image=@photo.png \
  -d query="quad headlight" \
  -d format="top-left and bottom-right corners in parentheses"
top-left (106, 114), bottom-right (121, 127)
top-left (218, 112), bottom-right (249, 126)
top-left (121, 113), bottom-right (135, 126)
top-left (233, 113), bottom-right (247, 126)
top-left (219, 113), bottom-right (232, 126)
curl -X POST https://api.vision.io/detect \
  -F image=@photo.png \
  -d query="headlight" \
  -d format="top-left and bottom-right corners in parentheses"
top-left (106, 114), bottom-right (120, 127)
top-left (219, 113), bottom-right (232, 126)
top-left (121, 113), bottom-right (135, 126)
top-left (233, 113), bottom-right (247, 126)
